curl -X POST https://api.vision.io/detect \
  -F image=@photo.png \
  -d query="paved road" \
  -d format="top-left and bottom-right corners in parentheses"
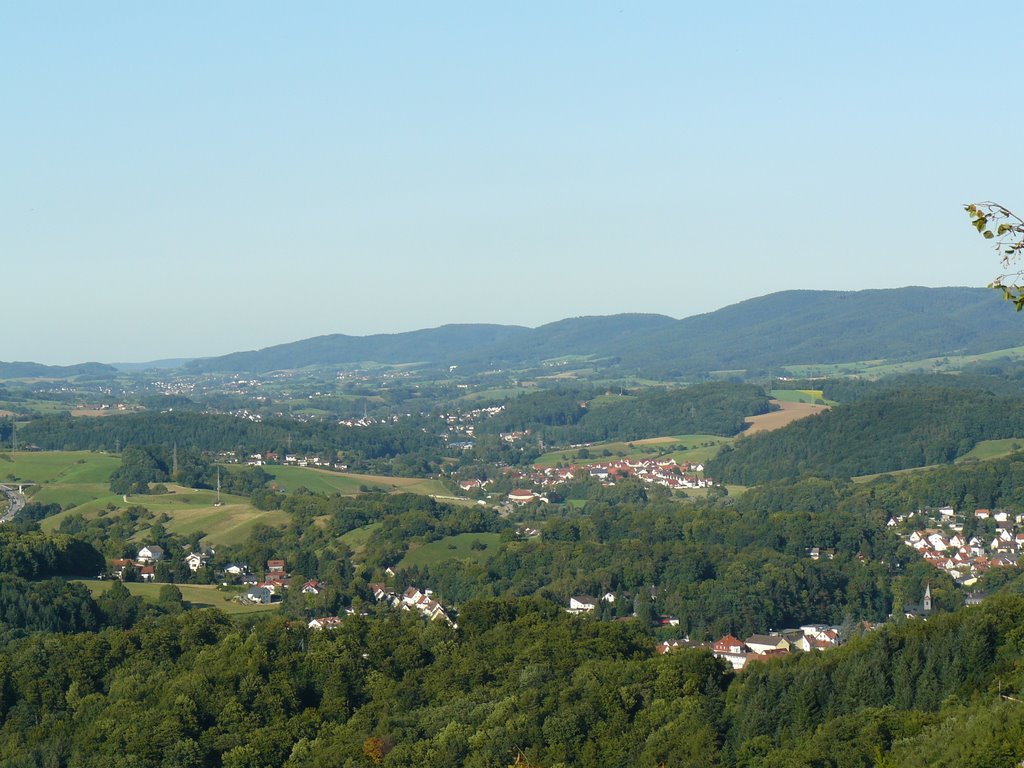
top-left (0, 484), bottom-right (25, 523)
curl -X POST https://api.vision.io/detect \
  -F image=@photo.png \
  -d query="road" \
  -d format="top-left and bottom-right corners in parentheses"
top-left (0, 484), bottom-right (25, 523)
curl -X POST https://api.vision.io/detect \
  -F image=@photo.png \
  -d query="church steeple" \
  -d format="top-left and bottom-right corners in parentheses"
top-left (923, 583), bottom-right (932, 613)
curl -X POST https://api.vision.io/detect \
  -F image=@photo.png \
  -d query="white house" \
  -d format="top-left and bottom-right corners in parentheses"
top-left (137, 545), bottom-right (164, 564)
top-left (185, 552), bottom-right (209, 572)
top-left (568, 596), bottom-right (598, 613)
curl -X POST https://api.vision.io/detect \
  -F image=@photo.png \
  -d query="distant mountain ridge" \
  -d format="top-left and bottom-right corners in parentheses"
top-left (182, 287), bottom-right (1024, 375)
top-left (0, 361), bottom-right (117, 379)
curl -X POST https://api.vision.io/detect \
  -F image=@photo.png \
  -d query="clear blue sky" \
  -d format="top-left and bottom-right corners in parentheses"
top-left (3, 2), bottom-right (1022, 364)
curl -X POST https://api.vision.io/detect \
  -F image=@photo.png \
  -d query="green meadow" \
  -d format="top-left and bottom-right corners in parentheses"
top-left (769, 389), bottom-right (836, 405)
top-left (339, 522), bottom-right (383, 555)
top-left (955, 438), bottom-right (1024, 462)
top-left (75, 579), bottom-right (280, 615)
top-left (532, 434), bottom-right (731, 468)
top-left (851, 438), bottom-right (1024, 484)
top-left (1, 451), bottom-right (450, 548)
top-left (398, 532), bottom-right (503, 569)
top-left (39, 483), bottom-right (291, 547)
top-left (0, 451), bottom-right (121, 485)
top-left (258, 465), bottom-right (448, 497)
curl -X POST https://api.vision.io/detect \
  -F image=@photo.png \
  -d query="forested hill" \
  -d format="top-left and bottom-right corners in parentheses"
top-left (185, 324), bottom-right (533, 373)
top-left (0, 361), bottom-right (116, 379)
top-left (181, 287), bottom-right (1024, 374)
top-left (707, 386), bottom-right (1024, 484)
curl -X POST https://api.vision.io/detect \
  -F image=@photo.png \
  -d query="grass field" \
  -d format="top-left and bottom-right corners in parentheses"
top-left (955, 438), bottom-right (1024, 462)
top-left (851, 438), bottom-right (1024, 483)
top-left (398, 532), bottom-right (503, 569)
top-left (769, 389), bottom-right (836, 405)
top-left (0, 451), bottom-right (121, 485)
top-left (40, 484), bottom-right (291, 547)
top-left (533, 435), bottom-right (732, 468)
top-left (75, 579), bottom-right (280, 615)
top-left (340, 522), bottom-right (382, 555)
top-left (853, 464), bottom-right (943, 483)
top-left (2, 451), bottom-right (452, 548)
top-left (260, 465), bottom-right (448, 497)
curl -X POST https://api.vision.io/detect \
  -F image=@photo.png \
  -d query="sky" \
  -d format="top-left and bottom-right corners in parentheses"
top-left (3, 2), bottom-right (1023, 364)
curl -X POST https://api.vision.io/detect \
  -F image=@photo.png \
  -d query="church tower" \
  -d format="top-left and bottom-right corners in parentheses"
top-left (923, 583), bottom-right (932, 613)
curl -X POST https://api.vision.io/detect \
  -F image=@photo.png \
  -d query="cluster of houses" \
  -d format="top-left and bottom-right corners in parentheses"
top-left (897, 507), bottom-right (1024, 584)
top-left (244, 559), bottom-right (298, 604)
top-left (657, 625), bottom-right (851, 670)
top-left (498, 458), bottom-right (715, 496)
top-left (566, 593), bottom-right (679, 626)
top-left (370, 584), bottom-right (455, 626)
top-left (233, 450), bottom-right (346, 470)
top-left (338, 414), bottom-right (406, 428)
top-left (109, 544), bottom-right (214, 582)
top-left (440, 405), bottom-right (505, 440)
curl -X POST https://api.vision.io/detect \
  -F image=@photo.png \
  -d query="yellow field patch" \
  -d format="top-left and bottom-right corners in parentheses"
top-left (743, 400), bottom-right (828, 435)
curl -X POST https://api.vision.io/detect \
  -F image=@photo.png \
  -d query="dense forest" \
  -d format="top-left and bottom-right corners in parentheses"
top-left (708, 386), bottom-right (1024, 484)
top-left (17, 412), bottom-right (446, 472)
top-left (0, 590), bottom-right (1021, 767)
top-left (480, 383), bottom-right (773, 443)
top-left (0, 448), bottom-right (1022, 764)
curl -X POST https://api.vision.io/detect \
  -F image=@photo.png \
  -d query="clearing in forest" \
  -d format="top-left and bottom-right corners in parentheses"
top-left (742, 400), bottom-right (828, 435)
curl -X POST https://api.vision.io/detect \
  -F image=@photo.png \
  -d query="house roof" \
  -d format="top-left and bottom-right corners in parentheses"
top-left (745, 634), bottom-right (786, 647)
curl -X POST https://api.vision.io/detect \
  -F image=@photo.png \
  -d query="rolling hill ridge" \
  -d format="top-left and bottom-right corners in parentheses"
top-left (181, 287), bottom-right (1024, 375)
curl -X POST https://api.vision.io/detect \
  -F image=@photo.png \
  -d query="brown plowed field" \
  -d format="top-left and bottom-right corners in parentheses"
top-left (743, 400), bottom-right (828, 435)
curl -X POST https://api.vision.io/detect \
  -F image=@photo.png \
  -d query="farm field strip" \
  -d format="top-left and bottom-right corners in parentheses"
top-left (533, 434), bottom-right (732, 468)
top-left (74, 579), bottom-right (280, 615)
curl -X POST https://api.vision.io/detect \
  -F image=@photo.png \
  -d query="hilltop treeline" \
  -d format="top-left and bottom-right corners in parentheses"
top-left (480, 383), bottom-right (774, 442)
top-left (708, 386), bottom-right (1024, 484)
top-left (0, 592), bottom-right (1022, 766)
top-left (18, 412), bottom-right (445, 468)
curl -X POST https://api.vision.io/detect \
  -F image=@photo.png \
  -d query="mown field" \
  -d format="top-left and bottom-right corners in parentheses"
top-left (955, 438), bottom-right (1024, 462)
top-left (258, 465), bottom-right (448, 497)
top-left (742, 400), bottom-right (828, 435)
top-left (2, 451), bottom-right (448, 547)
top-left (74, 579), bottom-right (280, 615)
top-left (398, 532), bottom-right (503, 569)
top-left (39, 484), bottom-right (291, 547)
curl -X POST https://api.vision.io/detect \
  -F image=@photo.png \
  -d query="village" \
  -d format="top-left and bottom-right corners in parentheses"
top-left (485, 457), bottom-right (716, 499)
top-left (895, 505), bottom-right (1024, 585)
